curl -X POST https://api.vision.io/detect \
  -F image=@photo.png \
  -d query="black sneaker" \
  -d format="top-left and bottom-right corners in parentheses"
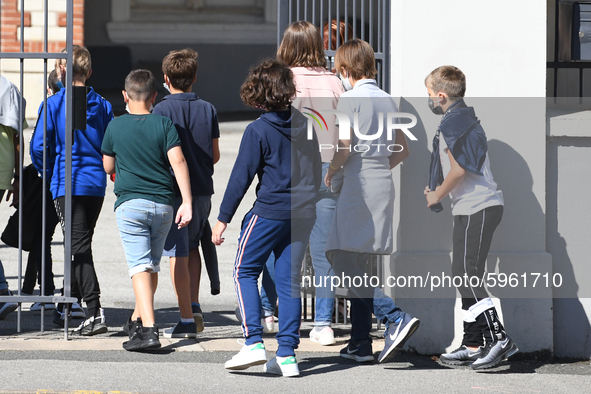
top-left (192, 304), bottom-right (204, 333)
top-left (0, 290), bottom-right (18, 320)
top-left (123, 313), bottom-right (141, 336)
top-left (71, 308), bottom-right (108, 336)
top-left (52, 308), bottom-right (71, 327)
top-left (163, 321), bottom-right (197, 338)
top-left (440, 345), bottom-right (483, 366)
top-left (378, 312), bottom-right (420, 363)
top-left (471, 336), bottom-right (519, 370)
top-left (340, 339), bottom-right (374, 363)
top-left (123, 325), bottom-right (161, 352)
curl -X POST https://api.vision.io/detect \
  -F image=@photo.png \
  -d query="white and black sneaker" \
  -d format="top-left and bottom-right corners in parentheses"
top-left (72, 308), bottom-right (108, 336)
top-left (471, 336), bottom-right (519, 370)
top-left (440, 345), bottom-right (483, 366)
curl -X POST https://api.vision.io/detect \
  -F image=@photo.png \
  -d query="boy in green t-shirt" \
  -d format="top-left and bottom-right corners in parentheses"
top-left (101, 70), bottom-right (192, 351)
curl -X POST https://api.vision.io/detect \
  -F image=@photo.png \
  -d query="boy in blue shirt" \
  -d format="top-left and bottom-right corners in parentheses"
top-left (102, 69), bottom-right (193, 351)
top-left (212, 59), bottom-right (321, 377)
top-left (425, 65), bottom-right (518, 369)
top-left (30, 45), bottom-right (113, 335)
top-left (153, 48), bottom-right (220, 338)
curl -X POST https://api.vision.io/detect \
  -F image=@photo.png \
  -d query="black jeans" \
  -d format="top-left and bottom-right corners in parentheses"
top-left (23, 192), bottom-right (59, 296)
top-left (55, 195), bottom-right (104, 317)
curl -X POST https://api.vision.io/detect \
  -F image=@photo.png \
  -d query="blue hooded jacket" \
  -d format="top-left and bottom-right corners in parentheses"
top-left (218, 109), bottom-right (321, 223)
top-left (428, 99), bottom-right (488, 212)
top-left (30, 87), bottom-right (114, 198)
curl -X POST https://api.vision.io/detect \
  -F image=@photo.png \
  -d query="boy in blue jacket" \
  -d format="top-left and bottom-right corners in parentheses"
top-left (30, 45), bottom-right (113, 335)
top-left (424, 65), bottom-right (518, 369)
top-left (212, 59), bottom-right (321, 377)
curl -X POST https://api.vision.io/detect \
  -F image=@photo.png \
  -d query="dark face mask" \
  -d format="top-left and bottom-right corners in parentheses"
top-left (428, 97), bottom-right (444, 115)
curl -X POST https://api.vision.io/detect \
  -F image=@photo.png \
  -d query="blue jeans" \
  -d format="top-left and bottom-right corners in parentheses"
top-left (260, 253), bottom-right (277, 316)
top-left (309, 163), bottom-right (338, 325)
top-left (116, 199), bottom-right (174, 278)
top-left (328, 250), bottom-right (402, 341)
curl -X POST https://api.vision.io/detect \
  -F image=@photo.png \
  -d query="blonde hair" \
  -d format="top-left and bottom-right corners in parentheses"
top-left (334, 39), bottom-right (377, 80)
top-left (55, 45), bottom-right (92, 78)
top-left (277, 21), bottom-right (327, 68)
top-left (425, 66), bottom-right (466, 99)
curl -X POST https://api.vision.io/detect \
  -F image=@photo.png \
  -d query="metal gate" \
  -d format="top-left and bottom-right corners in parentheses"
top-left (277, 0), bottom-right (391, 92)
top-left (278, 0), bottom-right (390, 326)
top-left (0, 0), bottom-right (77, 338)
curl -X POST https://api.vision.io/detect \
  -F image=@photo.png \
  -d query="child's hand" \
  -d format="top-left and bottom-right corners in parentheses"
top-left (176, 202), bottom-right (192, 229)
top-left (325, 165), bottom-right (338, 188)
top-left (212, 221), bottom-right (227, 245)
top-left (426, 190), bottom-right (441, 208)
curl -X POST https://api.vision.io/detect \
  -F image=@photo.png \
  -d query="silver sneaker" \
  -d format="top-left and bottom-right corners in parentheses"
top-left (471, 336), bottom-right (519, 370)
top-left (440, 345), bottom-right (482, 366)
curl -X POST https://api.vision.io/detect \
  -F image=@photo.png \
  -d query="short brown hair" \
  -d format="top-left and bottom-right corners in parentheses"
top-left (125, 69), bottom-right (157, 101)
top-left (162, 48), bottom-right (198, 92)
top-left (56, 45), bottom-right (91, 78)
top-left (425, 66), bottom-right (466, 99)
top-left (334, 39), bottom-right (377, 80)
top-left (277, 21), bottom-right (327, 68)
top-left (240, 59), bottom-right (296, 111)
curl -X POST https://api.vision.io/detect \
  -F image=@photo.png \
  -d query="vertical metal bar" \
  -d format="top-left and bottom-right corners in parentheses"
top-left (361, 0), bottom-right (365, 41)
top-left (40, 0), bottom-right (49, 332)
top-left (304, 0), bottom-right (307, 21)
top-left (344, 0), bottom-right (348, 43)
top-left (289, 0), bottom-right (292, 22)
top-left (369, 0), bottom-right (373, 48)
top-left (336, 0), bottom-right (340, 49)
top-left (312, 0), bottom-right (315, 24)
top-left (328, 0), bottom-right (332, 50)
top-left (320, 0), bottom-right (324, 49)
top-left (353, 0), bottom-right (356, 38)
top-left (64, 0), bottom-right (74, 340)
top-left (16, 0), bottom-right (25, 334)
top-left (378, 0), bottom-right (381, 53)
top-left (296, 0), bottom-right (300, 20)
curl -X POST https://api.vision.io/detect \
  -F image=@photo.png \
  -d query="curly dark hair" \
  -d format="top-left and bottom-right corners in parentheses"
top-left (240, 59), bottom-right (296, 111)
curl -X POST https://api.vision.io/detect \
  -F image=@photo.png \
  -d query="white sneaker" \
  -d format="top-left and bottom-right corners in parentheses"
top-left (263, 356), bottom-right (300, 377)
top-left (71, 302), bottom-right (86, 319)
top-left (309, 326), bottom-right (336, 346)
top-left (29, 302), bottom-right (55, 312)
top-left (262, 316), bottom-right (276, 333)
top-left (224, 342), bottom-right (267, 370)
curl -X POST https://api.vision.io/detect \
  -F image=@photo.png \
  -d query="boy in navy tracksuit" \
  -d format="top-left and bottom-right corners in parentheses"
top-left (212, 59), bottom-right (321, 377)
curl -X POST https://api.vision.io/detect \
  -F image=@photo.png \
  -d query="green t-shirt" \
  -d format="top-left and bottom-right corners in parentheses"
top-left (101, 113), bottom-right (181, 210)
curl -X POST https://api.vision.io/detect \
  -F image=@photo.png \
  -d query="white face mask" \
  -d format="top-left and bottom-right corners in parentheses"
top-left (340, 72), bottom-right (353, 91)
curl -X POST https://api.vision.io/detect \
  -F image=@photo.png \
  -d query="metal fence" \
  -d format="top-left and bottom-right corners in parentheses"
top-left (548, 0), bottom-right (591, 98)
top-left (277, 0), bottom-right (391, 92)
top-left (277, 0), bottom-right (389, 326)
top-left (0, 0), bottom-right (77, 338)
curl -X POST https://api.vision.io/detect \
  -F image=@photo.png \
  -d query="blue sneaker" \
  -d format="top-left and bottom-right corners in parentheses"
top-left (378, 312), bottom-right (420, 363)
top-left (340, 339), bottom-right (374, 363)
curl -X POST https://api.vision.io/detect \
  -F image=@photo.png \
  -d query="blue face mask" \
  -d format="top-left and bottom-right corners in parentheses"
top-left (55, 79), bottom-right (64, 90)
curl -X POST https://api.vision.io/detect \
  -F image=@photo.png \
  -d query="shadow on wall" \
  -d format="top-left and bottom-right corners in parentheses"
top-left (546, 137), bottom-right (591, 359)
